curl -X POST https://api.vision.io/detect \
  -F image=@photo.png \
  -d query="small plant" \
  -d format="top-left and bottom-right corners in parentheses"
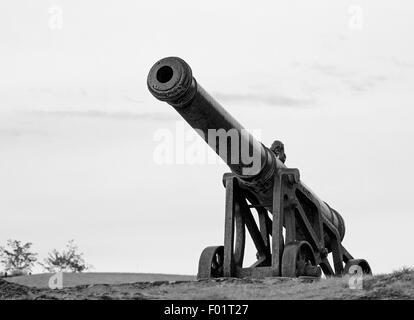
top-left (40, 240), bottom-right (91, 273)
top-left (0, 240), bottom-right (38, 275)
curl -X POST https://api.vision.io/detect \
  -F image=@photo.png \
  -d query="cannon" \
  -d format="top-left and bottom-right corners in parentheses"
top-left (147, 57), bottom-right (372, 279)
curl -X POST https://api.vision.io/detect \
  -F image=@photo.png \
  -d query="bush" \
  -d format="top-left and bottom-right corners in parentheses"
top-left (40, 240), bottom-right (91, 273)
top-left (0, 240), bottom-right (38, 275)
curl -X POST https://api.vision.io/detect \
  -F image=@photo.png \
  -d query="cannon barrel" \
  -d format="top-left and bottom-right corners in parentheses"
top-left (147, 57), bottom-right (345, 241)
top-left (147, 57), bottom-right (270, 177)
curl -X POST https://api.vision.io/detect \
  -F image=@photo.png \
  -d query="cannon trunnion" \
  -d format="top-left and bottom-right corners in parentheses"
top-left (147, 57), bottom-right (371, 279)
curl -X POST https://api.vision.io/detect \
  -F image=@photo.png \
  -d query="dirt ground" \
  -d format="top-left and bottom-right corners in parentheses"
top-left (1, 268), bottom-right (413, 300)
top-left (5, 272), bottom-right (195, 288)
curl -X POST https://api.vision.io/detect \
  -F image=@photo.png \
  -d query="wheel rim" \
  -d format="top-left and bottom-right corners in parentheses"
top-left (343, 259), bottom-right (372, 276)
top-left (281, 241), bottom-right (320, 278)
top-left (197, 246), bottom-right (224, 279)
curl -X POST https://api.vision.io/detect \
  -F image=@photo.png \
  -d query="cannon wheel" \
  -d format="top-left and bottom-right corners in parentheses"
top-left (343, 259), bottom-right (372, 276)
top-left (281, 241), bottom-right (321, 278)
top-left (197, 246), bottom-right (224, 279)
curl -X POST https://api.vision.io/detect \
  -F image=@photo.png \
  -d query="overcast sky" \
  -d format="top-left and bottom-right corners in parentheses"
top-left (1, 1), bottom-right (413, 275)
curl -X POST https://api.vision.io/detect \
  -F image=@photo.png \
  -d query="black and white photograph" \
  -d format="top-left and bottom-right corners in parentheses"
top-left (1, 0), bottom-right (413, 307)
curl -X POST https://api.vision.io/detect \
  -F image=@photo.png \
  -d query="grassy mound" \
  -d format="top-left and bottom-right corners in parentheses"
top-left (1, 268), bottom-right (413, 300)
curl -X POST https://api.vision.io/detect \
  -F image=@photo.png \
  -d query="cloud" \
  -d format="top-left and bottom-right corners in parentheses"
top-left (389, 58), bottom-right (414, 69)
top-left (0, 128), bottom-right (49, 139)
top-left (312, 64), bottom-right (350, 78)
top-left (212, 92), bottom-right (314, 107)
top-left (21, 110), bottom-right (176, 121)
top-left (311, 63), bottom-right (387, 93)
top-left (344, 75), bottom-right (387, 93)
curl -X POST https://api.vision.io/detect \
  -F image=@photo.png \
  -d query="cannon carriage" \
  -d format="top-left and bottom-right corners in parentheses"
top-left (147, 57), bottom-right (371, 279)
